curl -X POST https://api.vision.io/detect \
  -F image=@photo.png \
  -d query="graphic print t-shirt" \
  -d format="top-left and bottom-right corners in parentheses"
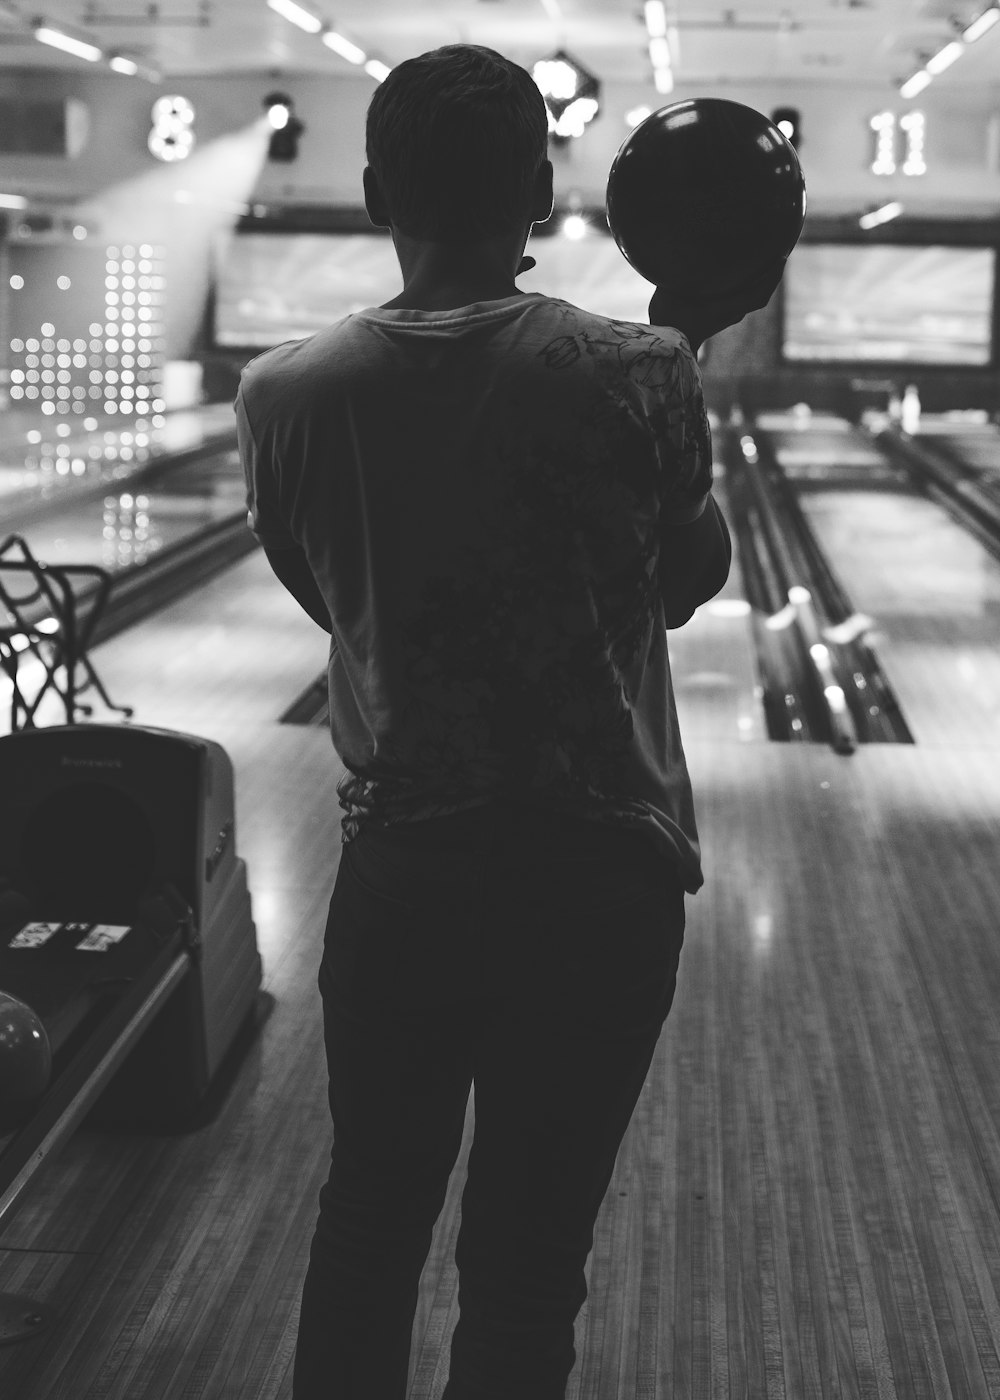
top-left (237, 292), bottom-right (712, 892)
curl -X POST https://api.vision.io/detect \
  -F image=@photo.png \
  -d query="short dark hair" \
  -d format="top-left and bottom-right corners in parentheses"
top-left (365, 45), bottom-right (549, 243)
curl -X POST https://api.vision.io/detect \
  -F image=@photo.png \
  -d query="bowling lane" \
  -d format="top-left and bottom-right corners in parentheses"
top-left (1, 401), bottom-right (241, 576)
top-left (0, 402), bottom-right (236, 519)
top-left (908, 412), bottom-right (1000, 505)
top-left (757, 410), bottom-right (1000, 748)
top-left (8, 442), bottom-right (244, 574)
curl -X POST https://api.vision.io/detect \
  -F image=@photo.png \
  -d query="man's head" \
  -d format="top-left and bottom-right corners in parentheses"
top-left (364, 45), bottom-right (551, 245)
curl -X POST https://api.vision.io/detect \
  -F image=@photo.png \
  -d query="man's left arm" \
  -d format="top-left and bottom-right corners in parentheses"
top-left (263, 546), bottom-right (333, 634)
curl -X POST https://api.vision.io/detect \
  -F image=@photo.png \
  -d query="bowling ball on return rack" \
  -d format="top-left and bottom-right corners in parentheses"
top-left (0, 988), bottom-right (52, 1125)
top-left (605, 97), bottom-right (807, 300)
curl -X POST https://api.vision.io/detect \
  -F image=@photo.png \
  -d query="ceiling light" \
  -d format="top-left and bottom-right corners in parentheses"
top-left (267, 0), bottom-right (322, 35)
top-left (0, 193), bottom-right (27, 209)
top-left (962, 7), bottom-right (1000, 42)
top-left (626, 105), bottom-right (653, 130)
top-left (644, 1), bottom-right (667, 39)
top-left (263, 93), bottom-right (304, 161)
top-left (649, 36), bottom-right (671, 69)
top-left (925, 40), bottom-right (963, 74)
top-left (109, 54), bottom-right (161, 81)
top-left (34, 23), bottom-right (102, 62)
top-left (322, 30), bottom-right (366, 64)
top-left (899, 69), bottom-right (932, 98)
top-left (859, 201), bottom-right (903, 229)
top-left (365, 59), bottom-right (391, 82)
top-left (534, 49), bottom-right (602, 142)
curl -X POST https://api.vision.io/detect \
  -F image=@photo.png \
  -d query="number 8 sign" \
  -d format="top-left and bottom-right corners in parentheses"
top-left (149, 96), bottom-right (195, 162)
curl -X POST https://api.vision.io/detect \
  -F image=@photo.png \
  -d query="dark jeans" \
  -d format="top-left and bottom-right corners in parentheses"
top-left (291, 800), bottom-right (687, 1400)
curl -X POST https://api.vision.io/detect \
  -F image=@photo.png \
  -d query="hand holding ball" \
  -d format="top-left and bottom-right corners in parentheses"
top-left (606, 98), bottom-right (806, 343)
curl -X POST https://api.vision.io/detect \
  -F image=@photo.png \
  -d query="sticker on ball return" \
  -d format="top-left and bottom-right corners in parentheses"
top-left (606, 98), bottom-right (807, 298)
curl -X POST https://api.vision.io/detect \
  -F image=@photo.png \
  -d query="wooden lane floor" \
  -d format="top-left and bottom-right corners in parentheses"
top-left (1, 548), bottom-right (999, 1399)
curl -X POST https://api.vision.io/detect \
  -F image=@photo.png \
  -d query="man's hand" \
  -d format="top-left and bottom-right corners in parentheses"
top-left (648, 258), bottom-right (786, 353)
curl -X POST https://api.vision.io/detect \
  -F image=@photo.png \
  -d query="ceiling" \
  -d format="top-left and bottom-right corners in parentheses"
top-left (0, 0), bottom-right (997, 93)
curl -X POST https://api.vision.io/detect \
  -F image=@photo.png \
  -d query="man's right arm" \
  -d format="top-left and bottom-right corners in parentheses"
top-left (659, 493), bottom-right (732, 629)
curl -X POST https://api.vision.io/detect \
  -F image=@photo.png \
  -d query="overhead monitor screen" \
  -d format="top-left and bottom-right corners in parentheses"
top-left (213, 229), bottom-right (657, 348)
top-left (783, 243), bottom-right (994, 365)
top-left (214, 233), bottom-right (402, 347)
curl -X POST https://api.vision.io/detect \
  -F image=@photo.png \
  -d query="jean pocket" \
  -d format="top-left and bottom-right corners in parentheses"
top-left (320, 853), bottom-right (425, 999)
top-left (552, 882), bottom-right (687, 1036)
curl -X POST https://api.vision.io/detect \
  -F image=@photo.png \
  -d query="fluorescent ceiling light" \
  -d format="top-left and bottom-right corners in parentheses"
top-left (649, 36), bottom-right (671, 69)
top-left (321, 30), bottom-right (366, 64)
top-left (644, 1), bottom-right (667, 39)
top-left (859, 201), bottom-right (903, 229)
top-left (899, 69), bottom-right (932, 98)
top-left (654, 67), bottom-right (674, 95)
top-left (110, 53), bottom-right (161, 80)
top-left (963, 7), bottom-right (1000, 42)
top-left (0, 193), bottom-right (27, 209)
top-left (365, 59), bottom-right (391, 82)
top-left (267, 0), bottom-right (322, 35)
top-left (34, 24), bottom-right (102, 62)
top-left (925, 40), bottom-right (963, 74)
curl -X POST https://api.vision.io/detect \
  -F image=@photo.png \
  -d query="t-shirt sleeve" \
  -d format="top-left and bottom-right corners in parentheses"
top-left (235, 379), bottom-right (298, 549)
top-left (654, 342), bottom-right (713, 526)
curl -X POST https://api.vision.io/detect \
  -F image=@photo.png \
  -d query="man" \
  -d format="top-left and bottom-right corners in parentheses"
top-left (236, 44), bottom-right (781, 1400)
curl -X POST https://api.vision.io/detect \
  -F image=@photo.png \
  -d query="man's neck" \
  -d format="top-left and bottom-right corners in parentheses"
top-left (381, 285), bottom-right (524, 312)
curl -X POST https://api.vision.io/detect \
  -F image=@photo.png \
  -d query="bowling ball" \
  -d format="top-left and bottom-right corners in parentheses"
top-left (0, 989), bottom-right (52, 1112)
top-left (606, 98), bottom-right (806, 298)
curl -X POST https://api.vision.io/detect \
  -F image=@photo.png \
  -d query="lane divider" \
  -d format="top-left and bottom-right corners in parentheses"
top-left (739, 431), bottom-right (857, 756)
